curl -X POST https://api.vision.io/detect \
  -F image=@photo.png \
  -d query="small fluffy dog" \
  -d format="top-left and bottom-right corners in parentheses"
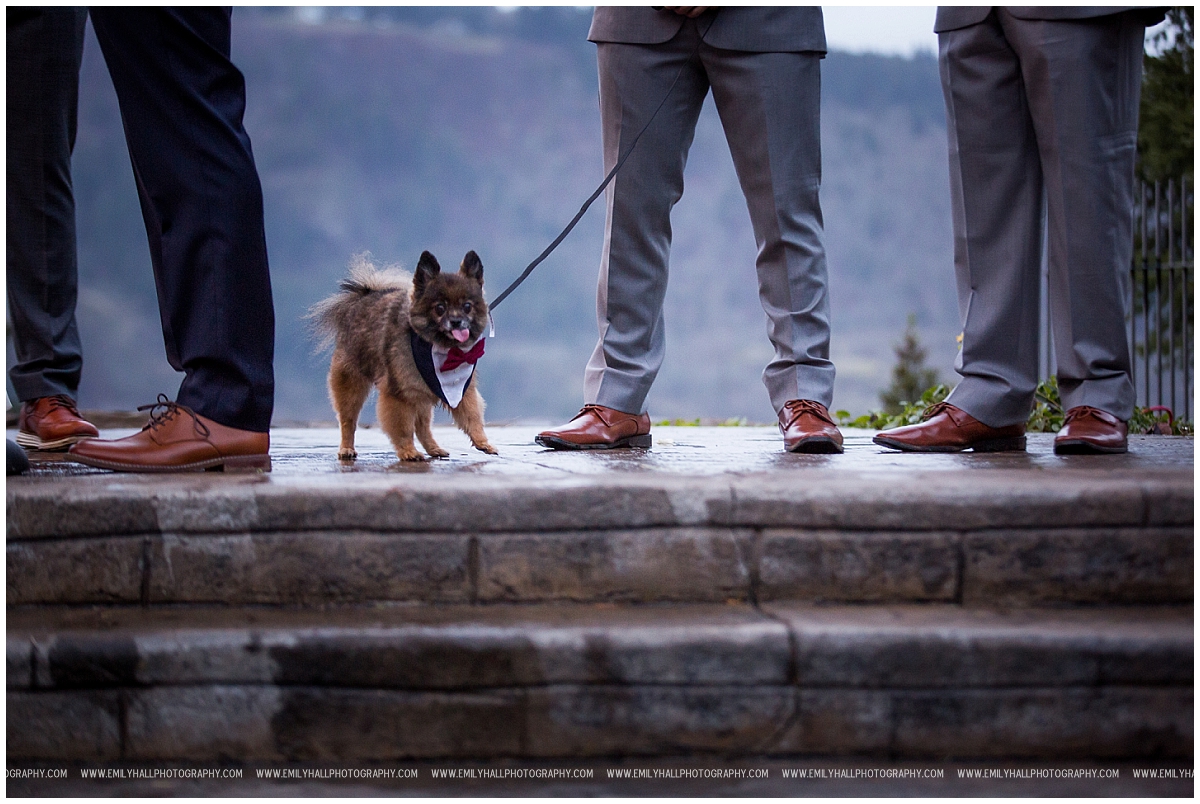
top-left (310, 251), bottom-right (497, 461)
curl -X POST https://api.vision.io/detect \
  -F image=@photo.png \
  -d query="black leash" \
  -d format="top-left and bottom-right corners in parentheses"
top-left (489, 12), bottom-right (718, 311)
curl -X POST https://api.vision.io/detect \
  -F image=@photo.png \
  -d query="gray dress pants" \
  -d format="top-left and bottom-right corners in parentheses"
top-left (940, 9), bottom-right (1143, 426)
top-left (584, 19), bottom-right (835, 416)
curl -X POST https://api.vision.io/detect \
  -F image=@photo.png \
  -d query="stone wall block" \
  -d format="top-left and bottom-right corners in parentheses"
top-left (477, 528), bottom-right (752, 602)
top-left (7, 538), bottom-right (144, 605)
top-left (963, 528), bottom-right (1193, 605)
top-left (890, 687), bottom-right (1193, 758)
top-left (7, 638), bottom-right (32, 689)
top-left (6, 690), bottom-right (122, 760)
top-left (1142, 478), bottom-right (1195, 526)
top-left (146, 532), bottom-right (471, 604)
top-left (271, 688), bottom-right (524, 760)
top-left (1097, 639), bottom-right (1194, 685)
top-left (524, 685), bottom-right (794, 756)
top-left (125, 686), bottom-right (284, 760)
top-left (759, 531), bottom-right (959, 602)
top-left (775, 689), bottom-right (893, 754)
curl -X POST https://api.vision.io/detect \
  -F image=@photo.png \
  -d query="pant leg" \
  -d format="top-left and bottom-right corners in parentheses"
top-left (938, 12), bottom-right (1044, 428)
top-left (705, 46), bottom-right (834, 413)
top-left (584, 26), bottom-right (711, 414)
top-left (6, 7), bottom-right (87, 402)
top-left (88, 7), bottom-right (274, 431)
top-left (1000, 10), bottom-right (1141, 420)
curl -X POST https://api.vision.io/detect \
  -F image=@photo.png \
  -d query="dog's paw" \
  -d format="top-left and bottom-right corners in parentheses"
top-left (396, 449), bottom-right (427, 462)
top-left (474, 441), bottom-right (499, 455)
top-left (427, 447), bottom-right (450, 459)
top-left (337, 448), bottom-right (357, 461)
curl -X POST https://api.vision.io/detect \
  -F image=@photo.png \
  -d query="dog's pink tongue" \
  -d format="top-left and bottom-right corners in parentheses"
top-left (452, 328), bottom-right (470, 343)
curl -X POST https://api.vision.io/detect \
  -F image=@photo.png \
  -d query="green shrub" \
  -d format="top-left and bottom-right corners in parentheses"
top-left (840, 377), bottom-right (1194, 435)
top-left (1026, 377), bottom-right (1065, 432)
top-left (836, 384), bottom-right (950, 431)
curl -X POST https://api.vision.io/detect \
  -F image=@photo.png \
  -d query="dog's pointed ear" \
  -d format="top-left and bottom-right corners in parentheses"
top-left (460, 251), bottom-right (484, 286)
top-left (414, 251), bottom-right (441, 296)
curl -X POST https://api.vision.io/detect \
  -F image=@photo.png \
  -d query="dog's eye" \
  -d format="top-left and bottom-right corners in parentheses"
top-left (462, 302), bottom-right (472, 313)
top-left (434, 304), bottom-right (447, 316)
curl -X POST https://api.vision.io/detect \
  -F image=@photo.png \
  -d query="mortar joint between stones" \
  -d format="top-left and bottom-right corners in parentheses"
top-left (468, 535), bottom-right (480, 605)
top-left (140, 536), bottom-right (153, 607)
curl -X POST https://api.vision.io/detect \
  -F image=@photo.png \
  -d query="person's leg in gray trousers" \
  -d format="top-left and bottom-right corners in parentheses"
top-left (940, 10), bottom-right (1141, 427)
top-left (585, 20), bottom-right (834, 417)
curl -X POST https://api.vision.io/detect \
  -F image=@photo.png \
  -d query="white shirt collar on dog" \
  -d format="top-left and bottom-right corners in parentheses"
top-left (430, 341), bottom-right (477, 408)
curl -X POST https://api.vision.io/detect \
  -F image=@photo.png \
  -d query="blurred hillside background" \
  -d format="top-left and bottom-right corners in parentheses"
top-left (62, 6), bottom-right (960, 424)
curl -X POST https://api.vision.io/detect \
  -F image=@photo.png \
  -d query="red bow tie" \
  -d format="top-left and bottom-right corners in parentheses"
top-left (440, 339), bottom-right (485, 372)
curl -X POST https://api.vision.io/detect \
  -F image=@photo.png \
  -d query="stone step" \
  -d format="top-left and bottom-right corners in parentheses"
top-left (7, 603), bottom-right (1192, 761)
top-left (9, 459), bottom-right (1192, 605)
top-left (10, 459), bottom-right (1190, 607)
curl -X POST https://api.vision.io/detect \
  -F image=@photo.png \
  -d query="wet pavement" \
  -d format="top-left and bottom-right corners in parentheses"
top-left (8, 423), bottom-right (1193, 479)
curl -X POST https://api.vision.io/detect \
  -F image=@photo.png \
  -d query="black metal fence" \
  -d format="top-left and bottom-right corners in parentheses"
top-left (1131, 177), bottom-right (1193, 422)
top-left (1039, 177), bottom-right (1194, 422)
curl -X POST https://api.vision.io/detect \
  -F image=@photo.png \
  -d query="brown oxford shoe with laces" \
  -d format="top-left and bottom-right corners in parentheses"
top-left (779, 399), bottom-right (844, 454)
top-left (1054, 406), bottom-right (1128, 454)
top-left (68, 394), bottom-right (270, 473)
top-left (535, 404), bottom-right (652, 450)
top-left (16, 395), bottom-right (100, 451)
top-left (873, 401), bottom-right (1026, 453)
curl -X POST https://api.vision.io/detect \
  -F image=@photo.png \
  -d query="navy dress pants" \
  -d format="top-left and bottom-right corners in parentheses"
top-left (7, 7), bottom-right (274, 432)
top-left (6, 7), bottom-right (88, 402)
top-left (89, 7), bottom-right (274, 432)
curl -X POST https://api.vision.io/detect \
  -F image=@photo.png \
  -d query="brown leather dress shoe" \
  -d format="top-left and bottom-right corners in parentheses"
top-left (535, 404), bottom-right (652, 450)
top-left (68, 395), bottom-right (270, 472)
top-left (873, 401), bottom-right (1026, 452)
top-left (779, 399), bottom-right (844, 454)
top-left (16, 395), bottom-right (100, 451)
top-left (1054, 406), bottom-right (1128, 454)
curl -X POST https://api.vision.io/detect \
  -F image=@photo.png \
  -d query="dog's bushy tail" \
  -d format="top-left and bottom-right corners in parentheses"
top-left (307, 253), bottom-right (412, 351)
